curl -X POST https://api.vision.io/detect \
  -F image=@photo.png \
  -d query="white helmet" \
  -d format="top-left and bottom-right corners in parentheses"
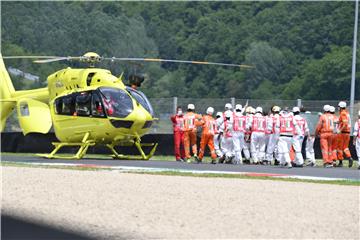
top-left (323, 104), bottom-right (331, 112)
top-left (318, 112), bottom-right (323, 116)
top-left (187, 104), bottom-right (195, 110)
top-left (216, 112), bottom-right (222, 118)
top-left (292, 106), bottom-right (300, 113)
top-left (255, 106), bottom-right (263, 113)
top-left (272, 106), bottom-right (281, 112)
top-left (206, 107), bottom-right (214, 115)
top-left (245, 106), bottom-right (252, 113)
top-left (305, 111), bottom-right (311, 114)
top-left (225, 111), bottom-right (232, 118)
top-left (338, 101), bottom-right (346, 108)
top-left (250, 107), bottom-right (256, 114)
top-left (235, 104), bottom-right (242, 111)
top-left (329, 106), bottom-right (335, 113)
top-left (358, 110), bottom-right (360, 116)
top-left (225, 103), bottom-right (232, 110)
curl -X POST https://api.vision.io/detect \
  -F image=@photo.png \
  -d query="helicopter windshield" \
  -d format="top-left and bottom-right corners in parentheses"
top-left (99, 87), bottom-right (133, 118)
top-left (126, 87), bottom-right (154, 116)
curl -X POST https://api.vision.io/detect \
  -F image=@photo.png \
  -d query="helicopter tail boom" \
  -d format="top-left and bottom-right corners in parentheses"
top-left (0, 54), bottom-right (16, 131)
top-left (0, 55), bottom-right (50, 132)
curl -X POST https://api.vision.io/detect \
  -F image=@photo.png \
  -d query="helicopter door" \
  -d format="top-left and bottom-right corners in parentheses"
top-left (16, 98), bottom-right (52, 135)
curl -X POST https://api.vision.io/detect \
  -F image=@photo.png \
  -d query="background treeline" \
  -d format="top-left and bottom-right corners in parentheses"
top-left (2, 1), bottom-right (359, 100)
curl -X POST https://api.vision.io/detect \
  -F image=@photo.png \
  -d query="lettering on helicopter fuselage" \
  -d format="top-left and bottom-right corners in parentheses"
top-left (55, 80), bottom-right (64, 88)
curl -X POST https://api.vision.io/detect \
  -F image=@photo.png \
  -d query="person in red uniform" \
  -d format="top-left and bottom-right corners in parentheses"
top-left (198, 107), bottom-right (217, 164)
top-left (336, 101), bottom-right (353, 167)
top-left (170, 106), bottom-right (185, 162)
top-left (353, 111), bottom-right (360, 169)
top-left (277, 108), bottom-right (300, 168)
top-left (247, 107), bottom-right (266, 164)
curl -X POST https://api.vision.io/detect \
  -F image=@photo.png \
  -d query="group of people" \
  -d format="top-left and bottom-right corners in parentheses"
top-left (170, 101), bottom-right (360, 169)
top-left (316, 102), bottom-right (359, 168)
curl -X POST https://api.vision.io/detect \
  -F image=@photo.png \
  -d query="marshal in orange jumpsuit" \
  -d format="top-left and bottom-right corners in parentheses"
top-left (315, 112), bottom-right (334, 166)
top-left (198, 114), bottom-right (217, 162)
top-left (330, 108), bottom-right (339, 162)
top-left (183, 108), bottom-right (202, 161)
top-left (337, 109), bottom-right (352, 161)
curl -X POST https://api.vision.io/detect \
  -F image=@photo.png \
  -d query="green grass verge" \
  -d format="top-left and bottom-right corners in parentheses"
top-left (0, 152), bottom-right (215, 162)
top-left (2, 161), bottom-right (359, 186)
top-left (0, 152), bottom-right (177, 161)
top-left (1, 152), bottom-right (112, 160)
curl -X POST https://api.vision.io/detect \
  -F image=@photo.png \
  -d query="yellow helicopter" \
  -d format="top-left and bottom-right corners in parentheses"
top-left (0, 52), bottom-right (252, 160)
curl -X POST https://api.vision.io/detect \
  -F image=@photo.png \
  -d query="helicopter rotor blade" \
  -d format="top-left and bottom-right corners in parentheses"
top-left (2, 55), bottom-right (87, 64)
top-left (3, 54), bottom-right (253, 68)
top-left (103, 57), bottom-right (254, 68)
top-left (33, 57), bottom-right (79, 63)
top-left (1, 55), bottom-right (79, 63)
top-left (2, 56), bottom-right (62, 60)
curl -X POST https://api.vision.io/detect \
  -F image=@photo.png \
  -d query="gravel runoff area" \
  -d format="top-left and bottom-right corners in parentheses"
top-left (2, 166), bottom-right (360, 239)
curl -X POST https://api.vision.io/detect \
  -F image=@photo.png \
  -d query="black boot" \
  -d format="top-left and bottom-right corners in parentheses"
top-left (348, 158), bottom-right (353, 168)
top-left (337, 160), bottom-right (343, 167)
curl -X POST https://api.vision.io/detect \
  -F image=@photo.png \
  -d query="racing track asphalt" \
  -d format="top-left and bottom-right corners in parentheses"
top-left (2, 155), bottom-right (359, 180)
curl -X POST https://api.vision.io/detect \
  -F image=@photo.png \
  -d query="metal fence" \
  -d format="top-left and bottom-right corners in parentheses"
top-left (4, 98), bottom-right (360, 134)
top-left (150, 98), bottom-right (360, 134)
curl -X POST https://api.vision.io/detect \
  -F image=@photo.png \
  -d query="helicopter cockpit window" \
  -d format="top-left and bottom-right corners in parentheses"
top-left (19, 102), bottom-right (30, 116)
top-left (126, 87), bottom-right (154, 116)
top-left (99, 87), bottom-right (133, 118)
top-left (62, 95), bottom-right (76, 115)
top-left (75, 92), bottom-right (91, 116)
top-left (91, 92), bottom-right (105, 117)
top-left (54, 98), bottom-right (62, 114)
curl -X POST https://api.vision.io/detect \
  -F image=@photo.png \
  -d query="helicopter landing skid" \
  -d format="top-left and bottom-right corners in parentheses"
top-left (37, 132), bottom-right (95, 159)
top-left (107, 140), bottom-right (158, 160)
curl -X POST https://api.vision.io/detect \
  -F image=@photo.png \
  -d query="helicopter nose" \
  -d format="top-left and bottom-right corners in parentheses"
top-left (132, 108), bottom-right (147, 130)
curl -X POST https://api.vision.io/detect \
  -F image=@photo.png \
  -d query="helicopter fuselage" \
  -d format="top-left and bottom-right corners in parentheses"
top-left (47, 67), bottom-right (154, 144)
